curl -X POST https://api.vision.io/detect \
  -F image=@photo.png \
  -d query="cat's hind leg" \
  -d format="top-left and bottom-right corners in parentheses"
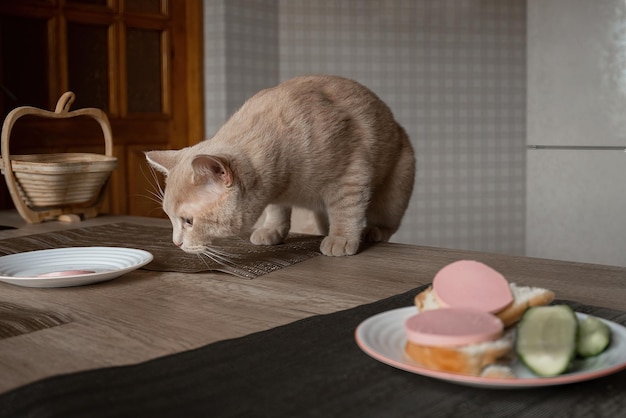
top-left (366, 140), bottom-right (415, 243)
top-left (250, 204), bottom-right (291, 246)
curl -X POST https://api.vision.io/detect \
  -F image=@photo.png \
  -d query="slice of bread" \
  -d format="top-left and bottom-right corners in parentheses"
top-left (405, 329), bottom-right (515, 376)
top-left (479, 364), bottom-right (516, 379)
top-left (414, 283), bottom-right (555, 327)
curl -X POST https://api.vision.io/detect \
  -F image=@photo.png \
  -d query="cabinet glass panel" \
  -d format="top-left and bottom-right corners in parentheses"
top-left (67, 23), bottom-right (109, 111)
top-left (125, 0), bottom-right (163, 14)
top-left (126, 28), bottom-right (162, 113)
top-left (66, 0), bottom-right (108, 7)
top-left (0, 16), bottom-right (48, 118)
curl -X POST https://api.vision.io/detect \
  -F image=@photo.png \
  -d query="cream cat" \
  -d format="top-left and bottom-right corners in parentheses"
top-left (146, 75), bottom-right (415, 257)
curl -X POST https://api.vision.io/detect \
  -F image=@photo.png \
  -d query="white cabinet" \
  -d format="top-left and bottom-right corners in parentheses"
top-left (526, 150), bottom-right (626, 266)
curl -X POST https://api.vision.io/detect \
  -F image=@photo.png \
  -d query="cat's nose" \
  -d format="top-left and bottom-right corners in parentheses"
top-left (174, 240), bottom-right (183, 247)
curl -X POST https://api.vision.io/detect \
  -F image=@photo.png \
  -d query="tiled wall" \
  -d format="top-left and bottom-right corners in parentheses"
top-left (203, 0), bottom-right (527, 255)
top-left (204, 0), bottom-right (278, 136)
top-left (224, 0), bottom-right (278, 119)
top-left (203, 0), bottom-right (227, 136)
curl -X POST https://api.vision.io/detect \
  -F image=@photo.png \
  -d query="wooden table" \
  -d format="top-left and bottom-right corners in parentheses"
top-left (0, 212), bottom-right (625, 394)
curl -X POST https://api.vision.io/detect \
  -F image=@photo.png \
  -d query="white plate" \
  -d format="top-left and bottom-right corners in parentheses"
top-left (355, 306), bottom-right (626, 389)
top-left (0, 247), bottom-right (153, 288)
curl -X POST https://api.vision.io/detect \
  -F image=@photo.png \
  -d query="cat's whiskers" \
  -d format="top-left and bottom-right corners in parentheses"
top-left (145, 165), bottom-right (165, 201)
top-left (132, 164), bottom-right (165, 207)
top-left (199, 245), bottom-right (242, 269)
top-left (199, 235), bottom-right (264, 270)
top-left (127, 164), bottom-right (166, 216)
top-left (195, 253), bottom-right (212, 270)
top-left (142, 192), bottom-right (164, 206)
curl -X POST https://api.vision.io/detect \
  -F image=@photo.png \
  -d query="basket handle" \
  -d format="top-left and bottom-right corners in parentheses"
top-left (55, 92), bottom-right (76, 113)
top-left (2, 92), bottom-right (113, 158)
top-left (1, 92), bottom-right (114, 223)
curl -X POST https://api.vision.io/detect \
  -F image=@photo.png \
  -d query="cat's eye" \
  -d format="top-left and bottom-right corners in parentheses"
top-left (181, 217), bottom-right (193, 227)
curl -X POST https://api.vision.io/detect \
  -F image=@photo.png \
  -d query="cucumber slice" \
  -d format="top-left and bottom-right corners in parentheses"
top-left (577, 316), bottom-right (611, 357)
top-left (516, 305), bottom-right (578, 377)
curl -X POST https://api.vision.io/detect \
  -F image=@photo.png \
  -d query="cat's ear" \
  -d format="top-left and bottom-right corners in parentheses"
top-left (191, 155), bottom-right (234, 188)
top-left (145, 150), bottom-right (179, 176)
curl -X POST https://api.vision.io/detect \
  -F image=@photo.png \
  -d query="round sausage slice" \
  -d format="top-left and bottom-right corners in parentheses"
top-left (433, 260), bottom-right (513, 313)
top-left (405, 308), bottom-right (504, 347)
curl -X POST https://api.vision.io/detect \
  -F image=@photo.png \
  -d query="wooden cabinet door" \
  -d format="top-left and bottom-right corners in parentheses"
top-left (0, 0), bottom-right (203, 217)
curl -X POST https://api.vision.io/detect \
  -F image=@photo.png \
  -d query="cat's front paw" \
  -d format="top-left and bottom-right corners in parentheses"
top-left (250, 228), bottom-right (287, 246)
top-left (320, 236), bottom-right (360, 256)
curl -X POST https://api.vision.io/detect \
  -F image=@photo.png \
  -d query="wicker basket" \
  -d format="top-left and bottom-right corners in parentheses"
top-left (0, 92), bottom-right (117, 223)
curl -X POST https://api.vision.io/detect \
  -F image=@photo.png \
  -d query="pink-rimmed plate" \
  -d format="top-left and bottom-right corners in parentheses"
top-left (355, 306), bottom-right (626, 389)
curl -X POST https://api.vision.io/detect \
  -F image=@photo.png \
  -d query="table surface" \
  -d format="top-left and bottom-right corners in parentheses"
top-left (0, 212), bottom-right (625, 394)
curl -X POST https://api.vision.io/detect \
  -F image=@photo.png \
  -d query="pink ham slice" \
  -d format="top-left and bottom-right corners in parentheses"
top-left (432, 260), bottom-right (513, 314)
top-left (405, 308), bottom-right (504, 347)
top-left (36, 270), bottom-right (96, 277)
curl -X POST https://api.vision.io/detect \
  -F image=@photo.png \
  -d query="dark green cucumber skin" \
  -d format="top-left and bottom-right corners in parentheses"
top-left (515, 305), bottom-right (578, 377)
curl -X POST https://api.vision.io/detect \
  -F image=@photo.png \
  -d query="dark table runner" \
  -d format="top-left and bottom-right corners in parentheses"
top-left (1, 284), bottom-right (625, 418)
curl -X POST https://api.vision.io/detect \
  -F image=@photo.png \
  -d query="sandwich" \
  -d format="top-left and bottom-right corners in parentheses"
top-left (404, 260), bottom-right (555, 376)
